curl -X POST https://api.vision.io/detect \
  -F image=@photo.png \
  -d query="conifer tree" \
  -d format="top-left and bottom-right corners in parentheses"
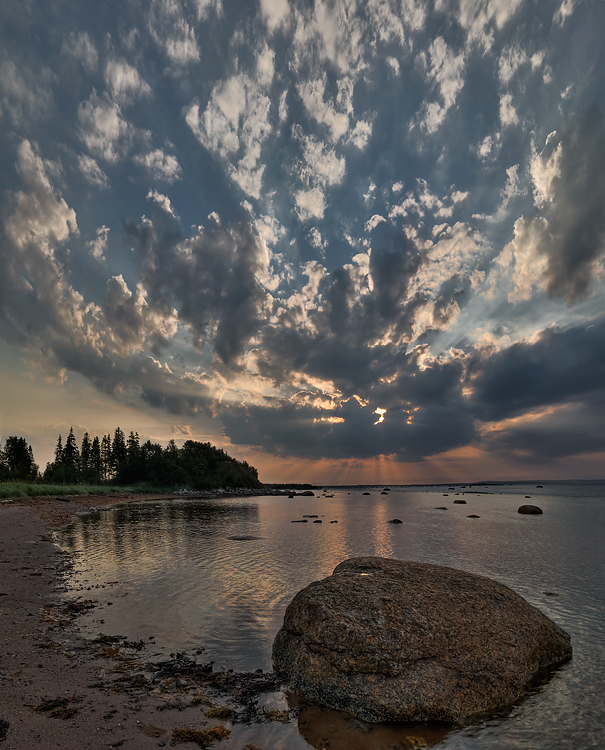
top-left (90, 436), bottom-right (102, 483)
top-left (0, 436), bottom-right (38, 480)
top-left (111, 427), bottom-right (127, 477)
top-left (54, 435), bottom-right (64, 464)
top-left (62, 427), bottom-right (80, 482)
top-left (81, 432), bottom-right (92, 480)
top-left (100, 434), bottom-right (112, 481)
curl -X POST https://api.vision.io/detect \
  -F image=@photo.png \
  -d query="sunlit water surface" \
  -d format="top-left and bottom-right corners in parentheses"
top-left (55, 483), bottom-right (605, 749)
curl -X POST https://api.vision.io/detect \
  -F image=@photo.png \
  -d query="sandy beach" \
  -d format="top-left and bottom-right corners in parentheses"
top-left (0, 493), bottom-right (258, 750)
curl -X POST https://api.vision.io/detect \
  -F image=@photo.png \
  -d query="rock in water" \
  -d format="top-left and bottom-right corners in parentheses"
top-left (272, 557), bottom-right (572, 724)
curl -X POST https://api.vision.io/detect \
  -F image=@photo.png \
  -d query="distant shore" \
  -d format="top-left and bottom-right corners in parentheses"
top-left (1, 487), bottom-right (311, 530)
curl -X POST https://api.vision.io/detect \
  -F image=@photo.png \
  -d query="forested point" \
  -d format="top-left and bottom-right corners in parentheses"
top-left (0, 429), bottom-right (261, 490)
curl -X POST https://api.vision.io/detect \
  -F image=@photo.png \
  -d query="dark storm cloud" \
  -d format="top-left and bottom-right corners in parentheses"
top-left (223, 338), bottom-right (474, 462)
top-left (256, 227), bottom-right (427, 394)
top-left (531, 108), bottom-right (605, 304)
top-left (220, 390), bottom-right (476, 462)
top-left (467, 316), bottom-right (605, 423)
top-left (125, 215), bottom-right (268, 369)
top-left (484, 397), bottom-right (605, 462)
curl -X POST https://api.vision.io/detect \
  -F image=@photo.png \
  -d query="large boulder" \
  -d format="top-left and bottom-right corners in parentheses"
top-left (272, 557), bottom-right (572, 724)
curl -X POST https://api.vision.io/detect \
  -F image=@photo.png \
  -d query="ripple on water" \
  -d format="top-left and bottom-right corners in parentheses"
top-left (55, 488), bottom-right (605, 750)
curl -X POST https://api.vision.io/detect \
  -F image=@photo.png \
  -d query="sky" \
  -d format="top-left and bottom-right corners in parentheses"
top-left (1, 0), bottom-right (605, 485)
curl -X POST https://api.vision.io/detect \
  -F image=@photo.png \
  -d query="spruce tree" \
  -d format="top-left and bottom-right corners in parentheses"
top-left (55, 435), bottom-right (64, 464)
top-left (63, 427), bottom-right (80, 482)
top-left (80, 432), bottom-right (92, 481)
top-left (111, 427), bottom-right (127, 478)
top-left (100, 434), bottom-right (112, 481)
top-left (90, 436), bottom-right (102, 483)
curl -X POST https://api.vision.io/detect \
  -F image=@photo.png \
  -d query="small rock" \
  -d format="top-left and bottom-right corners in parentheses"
top-left (467, 514), bottom-right (480, 518)
top-left (313, 519), bottom-right (322, 523)
top-left (453, 499), bottom-right (467, 504)
top-left (518, 505), bottom-right (543, 514)
top-left (388, 519), bottom-right (403, 524)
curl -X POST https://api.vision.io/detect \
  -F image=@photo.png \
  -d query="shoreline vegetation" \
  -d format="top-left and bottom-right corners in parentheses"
top-left (1, 428), bottom-right (263, 492)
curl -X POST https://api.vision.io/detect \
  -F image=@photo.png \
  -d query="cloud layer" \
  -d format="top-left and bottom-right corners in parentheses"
top-left (1, 0), bottom-right (605, 477)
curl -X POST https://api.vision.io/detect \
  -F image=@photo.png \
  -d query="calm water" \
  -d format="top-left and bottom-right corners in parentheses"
top-left (55, 483), bottom-right (605, 749)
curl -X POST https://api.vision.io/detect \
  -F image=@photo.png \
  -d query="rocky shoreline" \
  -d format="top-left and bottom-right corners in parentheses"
top-left (0, 492), bottom-right (450, 750)
top-left (0, 493), bottom-right (299, 749)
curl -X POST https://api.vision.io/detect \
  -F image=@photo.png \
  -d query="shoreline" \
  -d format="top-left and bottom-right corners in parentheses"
top-left (0, 493), bottom-right (287, 749)
top-left (0, 492), bottom-right (451, 750)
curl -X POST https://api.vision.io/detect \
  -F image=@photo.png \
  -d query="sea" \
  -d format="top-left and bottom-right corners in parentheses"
top-left (54, 481), bottom-right (605, 750)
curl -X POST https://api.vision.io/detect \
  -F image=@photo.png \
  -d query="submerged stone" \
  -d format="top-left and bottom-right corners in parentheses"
top-left (273, 557), bottom-right (572, 724)
top-left (518, 505), bottom-right (543, 514)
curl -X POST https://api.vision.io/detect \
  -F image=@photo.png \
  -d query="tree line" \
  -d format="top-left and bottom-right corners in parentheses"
top-left (1, 428), bottom-right (261, 490)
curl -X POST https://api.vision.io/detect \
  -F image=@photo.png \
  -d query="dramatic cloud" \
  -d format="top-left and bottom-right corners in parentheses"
top-left (499, 110), bottom-right (605, 305)
top-left (1, 0), bottom-right (604, 478)
top-left (468, 318), bottom-right (605, 423)
top-left (126, 216), bottom-right (270, 368)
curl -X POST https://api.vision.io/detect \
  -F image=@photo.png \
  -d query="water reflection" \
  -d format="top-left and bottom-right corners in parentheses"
top-left (54, 485), bottom-right (605, 750)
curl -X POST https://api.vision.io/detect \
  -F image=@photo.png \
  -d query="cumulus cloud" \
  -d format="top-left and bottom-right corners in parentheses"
top-left (261, 0), bottom-right (290, 32)
top-left (347, 119), bottom-right (373, 149)
top-left (86, 225), bottom-right (110, 263)
top-left (435, 0), bottom-right (524, 51)
top-left (77, 154), bottom-right (109, 189)
top-left (78, 91), bottom-right (133, 163)
top-left (135, 149), bottom-right (182, 182)
top-left (503, 109), bottom-right (605, 304)
top-left (418, 37), bottom-right (465, 133)
top-left (297, 74), bottom-right (351, 142)
top-left (185, 45), bottom-right (275, 199)
top-left (0, 140), bottom-right (203, 418)
top-left (126, 216), bottom-right (270, 368)
top-left (5, 140), bottom-right (77, 255)
top-left (295, 187), bottom-right (327, 221)
top-left (499, 92), bottom-right (518, 127)
top-left (61, 31), bottom-right (99, 73)
top-left (294, 128), bottom-right (346, 193)
top-left (105, 60), bottom-right (152, 104)
top-left (147, 189), bottom-right (179, 218)
top-left (554, 0), bottom-right (576, 26)
top-left (0, 55), bottom-right (54, 126)
top-left (148, 0), bottom-right (200, 64)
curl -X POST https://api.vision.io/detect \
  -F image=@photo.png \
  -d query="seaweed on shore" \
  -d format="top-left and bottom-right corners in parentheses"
top-left (40, 599), bottom-right (96, 627)
top-left (29, 696), bottom-right (81, 720)
top-left (170, 724), bottom-right (230, 748)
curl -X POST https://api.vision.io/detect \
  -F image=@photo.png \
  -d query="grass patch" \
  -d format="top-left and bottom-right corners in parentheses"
top-left (0, 481), bottom-right (167, 499)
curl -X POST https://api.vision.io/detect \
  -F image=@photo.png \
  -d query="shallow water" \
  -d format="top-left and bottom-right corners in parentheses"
top-left (55, 482), bottom-right (605, 749)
